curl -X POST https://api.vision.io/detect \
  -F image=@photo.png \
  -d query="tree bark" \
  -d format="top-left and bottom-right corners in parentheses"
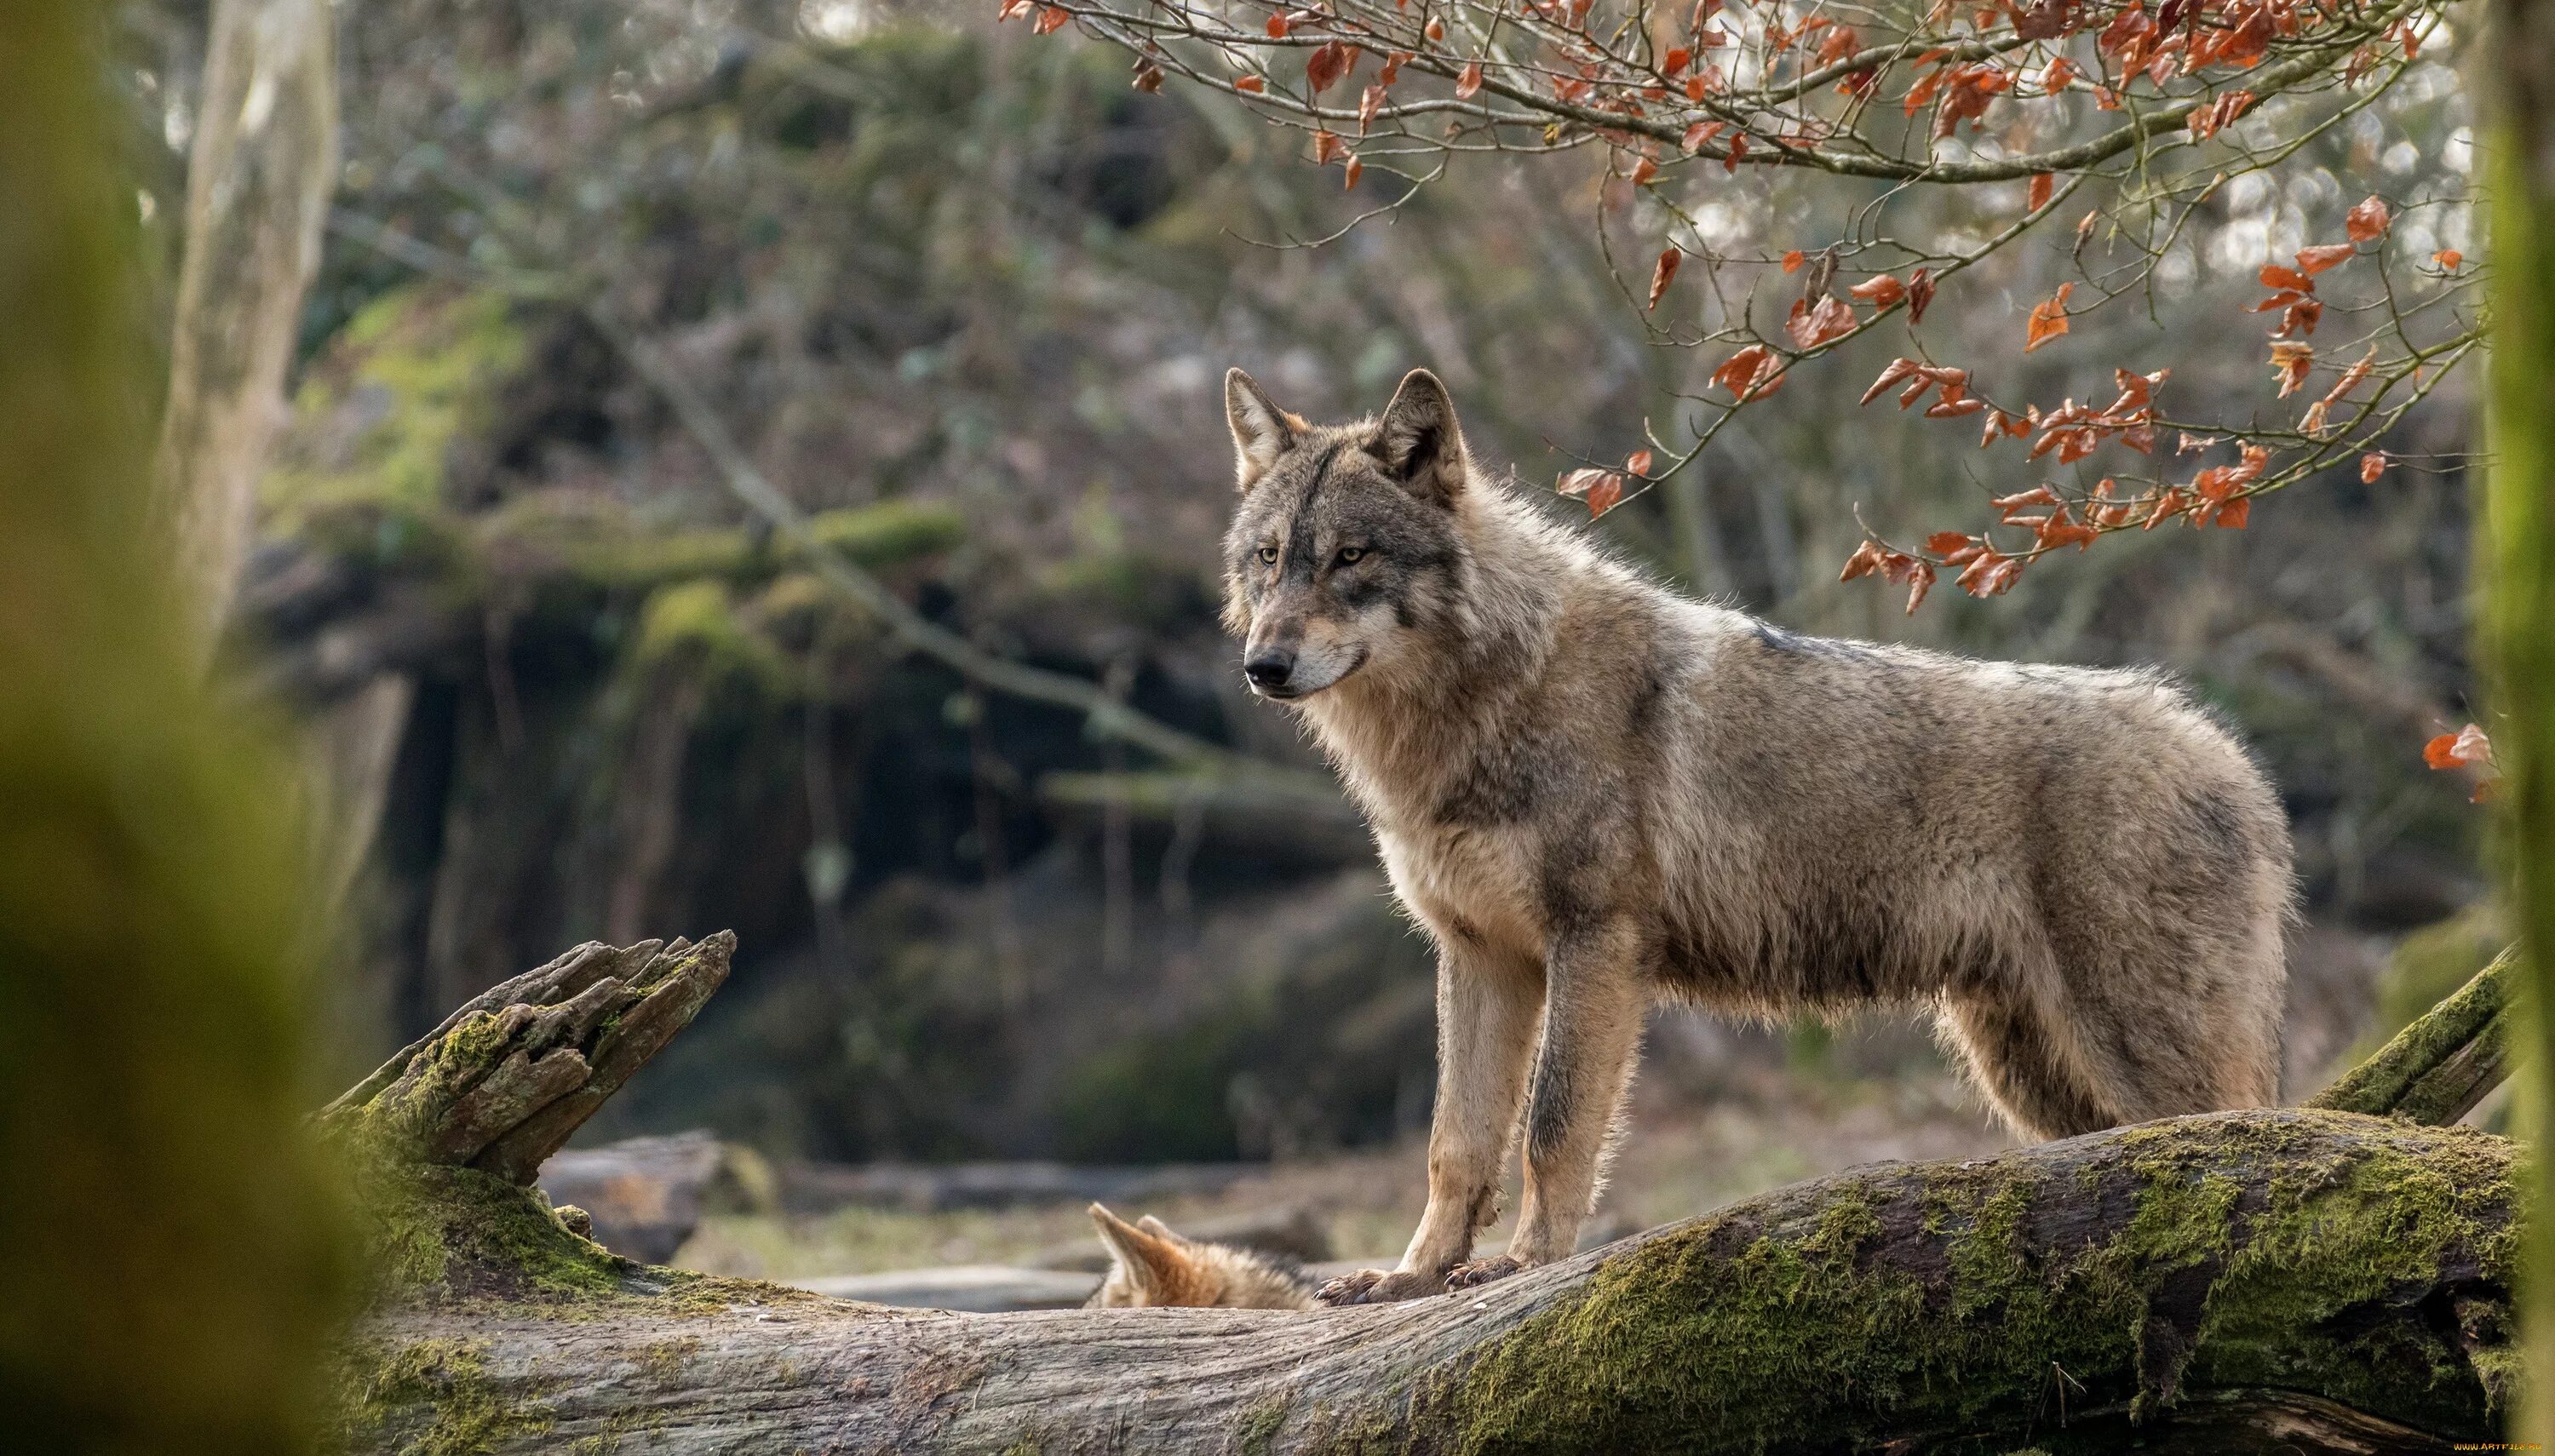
top-left (154, 0), bottom-right (338, 660)
top-left (326, 940), bottom-right (2520, 1455)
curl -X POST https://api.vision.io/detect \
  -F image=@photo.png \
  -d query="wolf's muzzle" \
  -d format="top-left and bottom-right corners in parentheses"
top-left (1243, 646), bottom-right (1297, 695)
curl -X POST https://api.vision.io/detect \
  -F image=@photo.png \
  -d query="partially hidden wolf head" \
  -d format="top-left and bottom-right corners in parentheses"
top-left (1084, 1203), bottom-right (1316, 1310)
top-left (1220, 366), bottom-right (1475, 702)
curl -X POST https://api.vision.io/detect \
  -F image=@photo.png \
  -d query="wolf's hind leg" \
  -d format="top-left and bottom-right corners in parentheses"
top-left (1938, 989), bottom-right (2118, 1140)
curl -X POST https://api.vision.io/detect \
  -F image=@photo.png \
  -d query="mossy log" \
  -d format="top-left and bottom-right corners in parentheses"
top-left (329, 938), bottom-right (2521, 1455)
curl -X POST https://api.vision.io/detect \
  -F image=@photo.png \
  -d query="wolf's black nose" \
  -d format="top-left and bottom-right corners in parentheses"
top-left (1244, 650), bottom-right (1295, 690)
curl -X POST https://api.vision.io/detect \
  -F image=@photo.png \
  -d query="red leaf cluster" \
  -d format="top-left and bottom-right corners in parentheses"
top-left (1306, 39), bottom-right (1352, 93)
top-left (1785, 294), bottom-right (1857, 350)
top-left (1861, 358), bottom-right (1973, 416)
top-left (2425, 724), bottom-right (2495, 770)
top-left (2186, 89), bottom-right (2254, 139)
top-left (1558, 467), bottom-right (1625, 518)
top-left (2015, 368), bottom-right (2167, 461)
top-left (1713, 344), bottom-right (1785, 401)
top-left (1908, 62), bottom-right (2012, 139)
top-left (2268, 340), bottom-right (2312, 398)
top-left (2184, 441), bottom-right (2268, 527)
top-left (1839, 541), bottom-right (1938, 614)
top-left (2424, 722), bottom-right (2500, 800)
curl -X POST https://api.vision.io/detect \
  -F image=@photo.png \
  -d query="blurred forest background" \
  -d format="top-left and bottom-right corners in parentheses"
top-left (117, 0), bottom-right (2496, 1274)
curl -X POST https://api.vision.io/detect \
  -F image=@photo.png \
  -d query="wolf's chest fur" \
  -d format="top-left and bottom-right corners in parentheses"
top-left (1376, 818), bottom-right (1551, 960)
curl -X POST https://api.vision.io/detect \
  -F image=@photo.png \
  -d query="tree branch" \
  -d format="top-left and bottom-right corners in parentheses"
top-left (2310, 945), bottom-right (2519, 1126)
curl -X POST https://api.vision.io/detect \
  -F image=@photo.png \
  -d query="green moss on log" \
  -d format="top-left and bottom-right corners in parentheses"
top-left (338, 1337), bottom-right (555, 1456)
top-left (1433, 1111), bottom-right (2513, 1453)
top-left (2311, 947), bottom-right (2520, 1122)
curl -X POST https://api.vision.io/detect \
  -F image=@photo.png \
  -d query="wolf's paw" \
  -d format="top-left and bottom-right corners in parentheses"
top-left (1314, 1268), bottom-right (1448, 1306)
top-left (1445, 1255), bottom-right (1526, 1290)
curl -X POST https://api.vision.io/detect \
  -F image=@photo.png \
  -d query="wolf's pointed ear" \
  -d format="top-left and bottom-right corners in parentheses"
top-left (1226, 368), bottom-right (1301, 492)
top-left (1090, 1203), bottom-right (1190, 1299)
top-left (1375, 368), bottom-right (1467, 507)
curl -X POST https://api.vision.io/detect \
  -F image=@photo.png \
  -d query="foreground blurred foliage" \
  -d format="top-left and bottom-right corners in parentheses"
top-left (2, 5), bottom-right (349, 1452)
top-left (110, 0), bottom-right (2486, 1162)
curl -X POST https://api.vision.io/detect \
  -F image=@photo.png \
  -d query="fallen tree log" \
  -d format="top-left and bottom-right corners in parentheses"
top-left (325, 938), bottom-right (2521, 1454)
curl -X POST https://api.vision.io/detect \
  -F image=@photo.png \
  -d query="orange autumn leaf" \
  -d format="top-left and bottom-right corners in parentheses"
top-left (1848, 274), bottom-right (1907, 307)
top-left (1712, 343), bottom-right (1785, 399)
top-left (1782, 249), bottom-right (1806, 273)
top-left (1234, 74), bottom-right (1266, 94)
top-left (2024, 282), bottom-right (2074, 353)
top-left (1306, 40), bottom-right (1352, 93)
top-left (1907, 267), bottom-right (1936, 324)
top-left (2345, 195), bottom-right (2391, 243)
top-left (1586, 473), bottom-right (1625, 517)
top-left (1266, 13), bottom-right (1289, 37)
top-left (1033, 5), bottom-right (1070, 32)
top-left (1312, 130), bottom-right (1346, 164)
top-left (1630, 155), bottom-right (1660, 185)
top-left (2269, 340), bottom-right (2313, 397)
top-left (1648, 246), bottom-right (1683, 310)
top-left (2296, 243), bottom-right (2357, 274)
top-left (2425, 724), bottom-right (2495, 770)
top-left (2027, 171), bottom-right (2054, 213)
top-left (1455, 62), bottom-right (1484, 98)
top-left (2434, 249), bottom-right (2464, 272)
top-left (2362, 450), bottom-right (2387, 483)
top-left (1343, 155), bottom-right (1363, 189)
top-left (1785, 294), bottom-right (1857, 350)
top-left (1625, 449), bottom-right (1655, 475)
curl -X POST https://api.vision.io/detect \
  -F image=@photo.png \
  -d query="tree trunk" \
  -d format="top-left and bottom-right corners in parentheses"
top-left (2, 9), bottom-right (350, 1452)
top-left (153, 0), bottom-right (338, 660)
top-left (326, 940), bottom-right (2520, 1455)
top-left (2483, 0), bottom-right (2555, 1441)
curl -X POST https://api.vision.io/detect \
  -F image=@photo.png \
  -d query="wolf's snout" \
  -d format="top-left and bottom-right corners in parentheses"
top-left (1243, 647), bottom-right (1295, 692)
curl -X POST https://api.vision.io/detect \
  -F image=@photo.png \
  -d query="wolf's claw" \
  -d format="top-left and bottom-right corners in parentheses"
top-left (1445, 1255), bottom-right (1525, 1290)
top-left (1314, 1268), bottom-right (1447, 1305)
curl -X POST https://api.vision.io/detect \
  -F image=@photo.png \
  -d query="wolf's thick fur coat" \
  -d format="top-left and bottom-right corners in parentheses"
top-left (1219, 368), bottom-right (2293, 1303)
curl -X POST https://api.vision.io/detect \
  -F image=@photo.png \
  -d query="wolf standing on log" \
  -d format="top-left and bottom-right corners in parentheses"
top-left (1218, 367), bottom-right (2293, 1305)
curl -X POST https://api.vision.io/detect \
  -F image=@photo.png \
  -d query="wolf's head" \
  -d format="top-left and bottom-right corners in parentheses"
top-left (1219, 367), bottom-right (1473, 701)
top-left (1084, 1203), bottom-right (1316, 1310)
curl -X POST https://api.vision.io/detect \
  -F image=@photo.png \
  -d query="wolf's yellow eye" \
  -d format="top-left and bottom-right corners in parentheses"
top-left (1257, 545), bottom-right (1279, 565)
top-left (1336, 547), bottom-right (1365, 565)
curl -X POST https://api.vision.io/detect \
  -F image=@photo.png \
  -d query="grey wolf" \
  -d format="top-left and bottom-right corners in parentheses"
top-left (1084, 1204), bottom-right (1317, 1310)
top-left (1217, 366), bottom-right (2292, 1304)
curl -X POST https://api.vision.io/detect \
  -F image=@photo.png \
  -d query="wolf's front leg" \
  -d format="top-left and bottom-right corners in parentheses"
top-left (1449, 927), bottom-right (1647, 1290)
top-left (1318, 939), bottom-right (1540, 1306)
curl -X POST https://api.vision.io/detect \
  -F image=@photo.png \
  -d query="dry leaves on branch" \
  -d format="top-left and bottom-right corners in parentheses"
top-left (2024, 282), bottom-right (2074, 352)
